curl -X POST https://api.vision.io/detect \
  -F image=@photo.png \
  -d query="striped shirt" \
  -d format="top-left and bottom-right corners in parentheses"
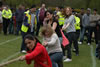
top-left (64, 15), bottom-right (76, 33)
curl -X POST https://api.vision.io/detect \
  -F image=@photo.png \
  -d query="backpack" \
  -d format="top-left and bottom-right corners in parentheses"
top-left (39, 8), bottom-right (45, 21)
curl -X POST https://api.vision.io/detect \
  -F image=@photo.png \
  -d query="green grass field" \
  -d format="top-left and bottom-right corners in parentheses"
top-left (0, 34), bottom-right (100, 67)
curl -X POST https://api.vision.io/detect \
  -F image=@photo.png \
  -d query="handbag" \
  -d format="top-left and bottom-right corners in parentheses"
top-left (60, 29), bottom-right (69, 47)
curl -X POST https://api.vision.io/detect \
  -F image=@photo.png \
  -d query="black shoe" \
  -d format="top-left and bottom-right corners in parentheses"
top-left (4, 33), bottom-right (7, 35)
top-left (76, 54), bottom-right (79, 56)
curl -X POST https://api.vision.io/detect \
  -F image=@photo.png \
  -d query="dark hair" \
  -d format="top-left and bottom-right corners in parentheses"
top-left (59, 6), bottom-right (64, 10)
top-left (30, 5), bottom-right (36, 9)
top-left (44, 10), bottom-right (54, 17)
top-left (81, 8), bottom-right (84, 10)
top-left (24, 34), bottom-right (41, 51)
top-left (93, 8), bottom-right (97, 11)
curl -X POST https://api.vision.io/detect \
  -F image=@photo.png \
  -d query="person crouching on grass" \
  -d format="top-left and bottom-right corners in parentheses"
top-left (19, 34), bottom-right (52, 67)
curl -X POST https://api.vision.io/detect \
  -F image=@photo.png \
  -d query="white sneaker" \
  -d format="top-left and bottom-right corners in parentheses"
top-left (88, 43), bottom-right (90, 45)
top-left (21, 50), bottom-right (26, 53)
top-left (73, 49), bottom-right (76, 52)
top-left (78, 41), bottom-right (82, 45)
top-left (63, 58), bottom-right (72, 62)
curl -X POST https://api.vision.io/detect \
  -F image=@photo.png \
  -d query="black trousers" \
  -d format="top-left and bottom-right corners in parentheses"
top-left (16, 21), bottom-right (23, 35)
top-left (65, 32), bottom-right (79, 59)
top-left (3, 18), bottom-right (10, 35)
top-left (36, 21), bottom-right (43, 36)
top-left (36, 22), bottom-right (40, 36)
top-left (89, 27), bottom-right (98, 44)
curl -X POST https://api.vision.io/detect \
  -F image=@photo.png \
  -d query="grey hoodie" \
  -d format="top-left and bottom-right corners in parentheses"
top-left (82, 13), bottom-right (91, 27)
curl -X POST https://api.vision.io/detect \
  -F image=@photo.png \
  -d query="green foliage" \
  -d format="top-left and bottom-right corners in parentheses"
top-left (89, 0), bottom-right (100, 13)
top-left (2, 0), bottom-right (100, 13)
top-left (4, 0), bottom-right (41, 8)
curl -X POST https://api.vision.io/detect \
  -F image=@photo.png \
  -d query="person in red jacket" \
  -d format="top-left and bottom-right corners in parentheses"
top-left (19, 34), bottom-right (52, 67)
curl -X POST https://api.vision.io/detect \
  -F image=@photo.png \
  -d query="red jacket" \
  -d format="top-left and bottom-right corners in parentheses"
top-left (25, 42), bottom-right (52, 67)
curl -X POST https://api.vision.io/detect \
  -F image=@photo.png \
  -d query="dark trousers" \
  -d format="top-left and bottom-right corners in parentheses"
top-left (16, 21), bottom-right (22, 35)
top-left (21, 30), bottom-right (34, 51)
top-left (36, 22), bottom-right (40, 36)
top-left (36, 21), bottom-right (43, 36)
top-left (72, 30), bottom-right (80, 51)
top-left (21, 32), bottom-right (27, 51)
top-left (8, 21), bottom-right (14, 34)
top-left (76, 30), bottom-right (80, 40)
top-left (89, 27), bottom-right (98, 44)
top-left (0, 23), bottom-right (2, 33)
top-left (97, 24), bottom-right (100, 40)
top-left (96, 42), bottom-right (100, 59)
top-left (3, 18), bottom-right (10, 35)
top-left (65, 32), bottom-right (79, 59)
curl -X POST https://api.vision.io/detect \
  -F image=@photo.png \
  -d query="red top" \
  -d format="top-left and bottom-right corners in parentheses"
top-left (25, 42), bottom-right (52, 67)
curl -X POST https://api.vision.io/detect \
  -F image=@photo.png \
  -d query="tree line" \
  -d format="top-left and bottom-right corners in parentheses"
top-left (1, 0), bottom-right (100, 13)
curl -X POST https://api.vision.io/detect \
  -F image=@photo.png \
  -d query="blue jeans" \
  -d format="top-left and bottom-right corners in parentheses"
top-left (79, 27), bottom-right (90, 42)
top-left (49, 52), bottom-right (63, 67)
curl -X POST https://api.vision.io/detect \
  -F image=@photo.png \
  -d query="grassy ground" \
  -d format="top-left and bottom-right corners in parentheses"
top-left (0, 33), bottom-right (100, 67)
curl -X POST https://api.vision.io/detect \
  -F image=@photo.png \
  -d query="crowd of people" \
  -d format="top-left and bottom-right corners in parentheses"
top-left (0, 3), bottom-right (100, 67)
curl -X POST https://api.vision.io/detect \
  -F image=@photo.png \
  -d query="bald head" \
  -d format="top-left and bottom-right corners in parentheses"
top-left (41, 4), bottom-right (45, 8)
